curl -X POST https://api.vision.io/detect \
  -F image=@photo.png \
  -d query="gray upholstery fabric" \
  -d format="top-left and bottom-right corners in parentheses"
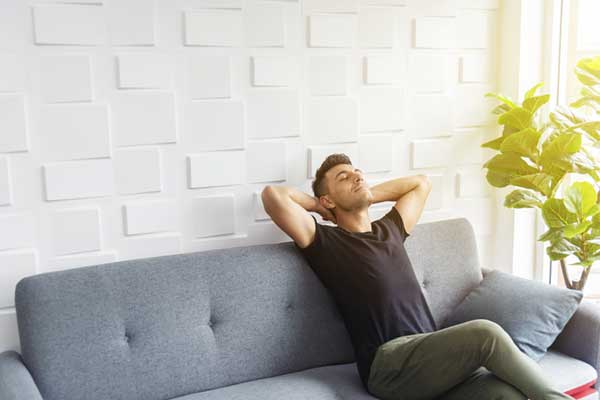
top-left (440, 269), bottom-right (583, 361)
top-left (0, 351), bottom-right (43, 400)
top-left (170, 350), bottom-right (596, 400)
top-left (9, 216), bottom-right (598, 399)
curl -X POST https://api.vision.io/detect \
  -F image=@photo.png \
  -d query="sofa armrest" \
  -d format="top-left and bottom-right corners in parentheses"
top-left (550, 301), bottom-right (600, 388)
top-left (0, 351), bottom-right (43, 400)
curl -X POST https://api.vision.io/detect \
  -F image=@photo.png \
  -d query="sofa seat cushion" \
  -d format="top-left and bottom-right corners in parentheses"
top-left (171, 350), bottom-right (596, 400)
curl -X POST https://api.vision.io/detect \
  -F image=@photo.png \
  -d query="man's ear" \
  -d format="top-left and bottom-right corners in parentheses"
top-left (320, 195), bottom-right (335, 211)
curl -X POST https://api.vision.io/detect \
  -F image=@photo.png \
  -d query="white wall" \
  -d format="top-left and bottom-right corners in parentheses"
top-left (0, 0), bottom-right (501, 353)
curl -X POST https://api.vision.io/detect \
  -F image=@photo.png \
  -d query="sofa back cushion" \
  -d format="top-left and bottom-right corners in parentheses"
top-left (15, 217), bottom-right (482, 400)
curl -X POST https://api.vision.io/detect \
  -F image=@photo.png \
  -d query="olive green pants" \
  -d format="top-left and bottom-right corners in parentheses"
top-left (367, 319), bottom-right (575, 400)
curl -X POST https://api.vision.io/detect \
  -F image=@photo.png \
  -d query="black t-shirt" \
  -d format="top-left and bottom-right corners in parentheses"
top-left (294, 206), bottom-right (437, 390)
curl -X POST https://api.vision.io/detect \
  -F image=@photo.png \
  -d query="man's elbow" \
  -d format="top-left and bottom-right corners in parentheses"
top-left (418, 175), bottom-right (432, 190)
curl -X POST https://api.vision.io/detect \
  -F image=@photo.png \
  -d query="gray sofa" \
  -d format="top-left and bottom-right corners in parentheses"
top-left (1, 217), bottom-right (599, 400)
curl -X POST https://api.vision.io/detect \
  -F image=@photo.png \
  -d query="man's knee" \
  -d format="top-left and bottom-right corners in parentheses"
top-left (465, 319), bottom-right (509, 340)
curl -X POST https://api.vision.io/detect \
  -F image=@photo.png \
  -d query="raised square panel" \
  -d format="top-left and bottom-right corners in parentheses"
top-left (51, 208), bottom-right (101, 255)
top-left (359, 7), bottom-right (395, 48)
top-left (114, 148), bottom-right (162, 194)
top-left (187, 152), bottom-right (244, 188)
top-left (411, 138), bottom-right (452, 169)
top-left (460, 54), bottom-right (492, 82)
top-left (457, 11), bottom-right (489, 49)
top-left (457, 170), bottom-right (491, 197)
top-left (0, 53), bottom-right (25, 92)
top-left (120, 233), bottom-right (181, 259)
top-left (412, 95), bottom-right (453, 137)
top-left (32, 4), bottom-right (105, 45)
top-left (43, 159), bottom-right (114, 200)
top-left (459, 0), bottom-right (499, 8)
top-left (0, 157), bottom-right (12, 205)
top-left (414, 17), bottom-right (456, 49)
top-left (187, 55), bottom-right (231, 99)
top-left (309, 15), bottom-right (356, 48)
top-left (191, 195), bottom-right (235, 238)
top-left (309, 56), bottom-right (347, 95)
top-left (0, 94), bottom-right (28, 152)
top-left (193, 0), bottom-right (242, 8)
top-left (124, 200), bottom-right (178, 235)
top-left (111, 92), bottom-right (176, 146)
top-left (40, 105), bottom-right (109, 161)
top-left (361, 0), bottom-right (406, 5)
top-left (308, 145), bottom-right (358, 178)
top-left (183, 101), bottom-right (244, 151)
top-left (307, 97), bottom-right (358, 144)
top-left (247, 90), bottom-right (300, 139)
top-left (117, 54), bottom-right (172, 89)
top-left (0, 250), bottom-right (37, 308)
top-left (454, 84), bottom-right (495, 127)
top-left (252, 56), bottom-right (294, 87)
top-left (46, 251), bottom-right (117, 273)
top-left (246, 3), bottom-right (284, 47)
top-left (452, 129), bottom-right (485, 164)
top-left (0, 214), bottom-right (35, 250)
top-left (184, 9), bottom-right (242, 47)
top-left (303, 0), bottom-right (359, 13)
top-left (455, 197), bottom-right (494, 236)
top-left (253, 189), bottom-right (270, 221)
top-left (364, 55), bottom-right (404, 84)
top-left (107, 0), bottom-right (155, 45)
top-left (425, 174), bottom-right (443, 210)
top-left (360, 88), bottom-right (404, 132)
top-left (247, 141), bottom-right (287, 183)
top-left (40, 55), bottom-right (92, 103)
top-left (358, 134), bottom-right (393, 172)
top-left (408, 53), bottom-right (446, 92)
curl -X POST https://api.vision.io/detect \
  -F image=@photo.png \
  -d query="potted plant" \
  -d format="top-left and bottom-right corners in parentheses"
top-left (481, 56), bottom-right (600, 291)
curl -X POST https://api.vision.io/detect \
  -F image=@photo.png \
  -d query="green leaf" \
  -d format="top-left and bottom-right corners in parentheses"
top-left (481, 136), bottom-right (506, 150)
top-left (539, 132), bottom-right (582, 169)
top-left (575, 57), bottom-right (600, 86)
top-left (564, 181), bottom-right (597, 217)
top-left (504, 189), bottom-right (545, 209)
top-left (584, 203), bottom-right (600, 218)
top-left (523, 94), bottom-right (550, 114)
top-left (485, 92), bottom-right (517, 108)
top-left (491, 104), bottom-right (512, 115)
top-left (542, 198), bottom-right (578, 228)
top-left (498, 107), bottom-right (533, 130)
top-left (546, 237), bottom-right (579, 260)
top-left (525, 82), bottom-right (545, 99)
top-left (509, 173), bottom-right (553, 196)
top-left (564, 220), bottom-right (592, 238)
top-left (485, 169), bottom-right (512, 188)
top-left (538, 228), bottom-right (562, 242)
top-left (499, 127), bottom-right (541, 160)
top-left (483, 153), bottom-right (538, 176)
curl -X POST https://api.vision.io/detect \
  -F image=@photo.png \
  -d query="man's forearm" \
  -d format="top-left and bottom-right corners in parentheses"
top-left (263, 185), bottom-right (318, 212)
top-left (369, 175), bottom-right (428, 204)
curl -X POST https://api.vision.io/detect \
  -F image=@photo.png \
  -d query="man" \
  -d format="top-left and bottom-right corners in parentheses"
top-left (261, 153), bottom-right (574, 400)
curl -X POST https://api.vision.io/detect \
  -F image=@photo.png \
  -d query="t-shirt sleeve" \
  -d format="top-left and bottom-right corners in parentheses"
top-left (293, 214), bottom-right (323, 257)
top-left (382, 206), bottom-right (411, 242)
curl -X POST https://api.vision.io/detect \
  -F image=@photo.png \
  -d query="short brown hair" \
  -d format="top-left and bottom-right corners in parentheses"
top-left (311, 153), bottom-right (353, 198)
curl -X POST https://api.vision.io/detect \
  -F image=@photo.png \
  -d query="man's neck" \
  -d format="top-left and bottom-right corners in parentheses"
top-left (335, 209), bottom-right (372, 233)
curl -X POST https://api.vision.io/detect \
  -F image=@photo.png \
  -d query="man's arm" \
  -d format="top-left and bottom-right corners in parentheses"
top-left (369, 175), bottom-right (432, 234)
top-left (261, 185), bottom-right (328, 249)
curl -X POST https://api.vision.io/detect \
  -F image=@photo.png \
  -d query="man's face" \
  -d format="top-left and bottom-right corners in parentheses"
top-left (323, 164), bottom-right (372, 212)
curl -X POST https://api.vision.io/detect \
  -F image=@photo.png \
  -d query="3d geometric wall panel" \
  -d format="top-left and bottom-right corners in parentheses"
top-left (106, 0), bottom-right (155, 45)
top-left (309, 56), bottom-right (348, 95)
top-left (245, 3), bottom-right (285, 47)
top-left (364, 55), bottom-right (404, 84)
top-left (247, 90), bottom-right (300, 139)
top-left (0, 214), bottom-right (35, 251)
top-left (360, 88), bottom-right (404, 132)
top-left (247, 141), bottom-right (287, 183)
top-left (188, 152), bottom-right (245, 188)
top-left (39, 105), bottom-right (110, 161)
top-left (50, 208), bottom-right (101, 256)
top-left (414, 17), bottom-right (456, 48)
top-left (0, 158), bottom-right (11, 206)
top-left (359, 7), bottom-right (395, 48)
top-left (184, 10), bottom-right (243, 47)
top-left (43, 159), bottom-right (114, 201)
top-left (184, 101), bottom-right (244, 151)
top-left (40, 55), bottom-right (92, 103)
top-left (111, 92), bottom-right (176, 146)
top-left (32, 4), bottom-right (105, 45)
top-left (0, 250), bottom-right (37, 308)
top-left (309, 15), bottom-right (356, 48)
top-left (252, 56), bottom-right (294, 87)
top-left (117, 54), bottom-right (172, 89)
top-left (0, 53), bottom-right (24, 92)
top-left (114, 148), bottom-right (162, 195)
top-left (124, 200), bottom-right (178, 235)
top-left (0, 94), bottom-right (28, 152)
top-left (191, 195), bottom-right (235, 238)
top-left (408, 53), bottom-right (446, 92)
top-left (307, 97), bottom-right (358, 144)
top-left (187, 55), bottom-right (231, 99)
